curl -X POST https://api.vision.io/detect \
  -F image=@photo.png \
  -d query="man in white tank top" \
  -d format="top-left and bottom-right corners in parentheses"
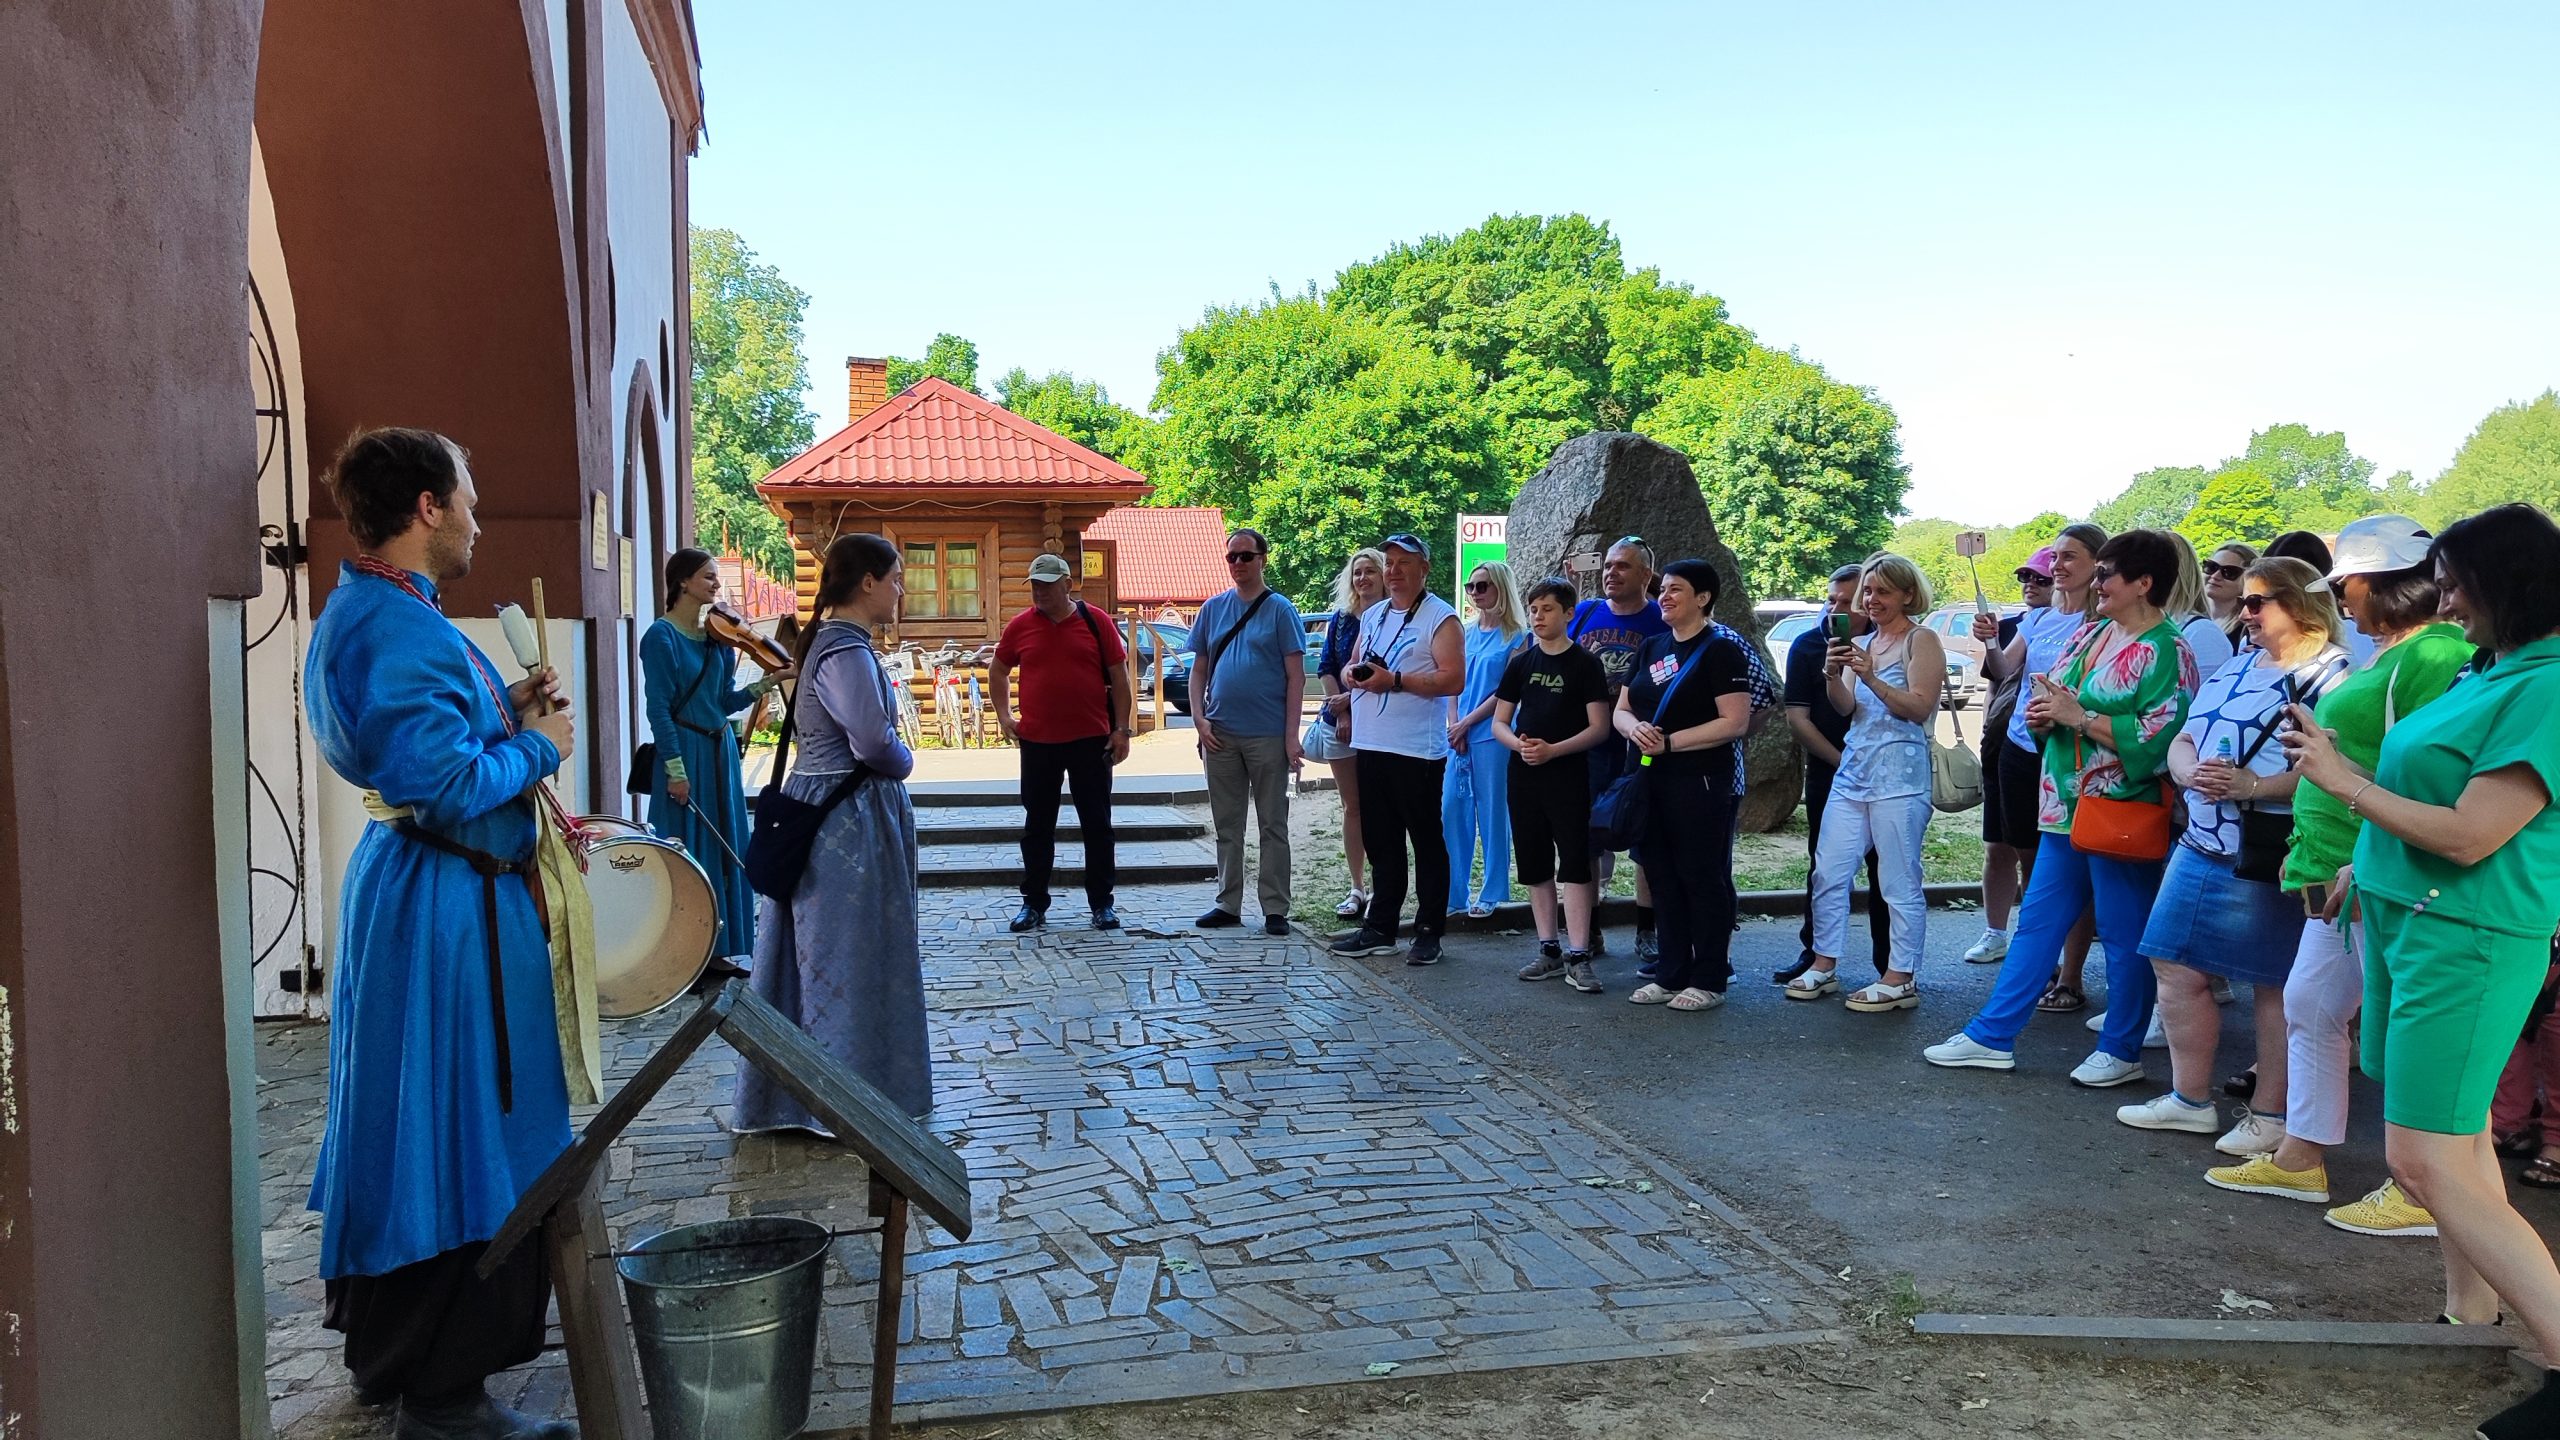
top-left (1332, 533), bottom-right (1466, 965)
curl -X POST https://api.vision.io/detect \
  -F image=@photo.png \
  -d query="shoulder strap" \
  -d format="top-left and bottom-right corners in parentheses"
top-left (1203, 589), bottom-right (1275, 670)
top-left (1649, 638), bottom-right (1712, 724)
top-left (1076, 603), bottom-right (1118, 698)
top-left (2233, 653), bottom-right (2341, 770)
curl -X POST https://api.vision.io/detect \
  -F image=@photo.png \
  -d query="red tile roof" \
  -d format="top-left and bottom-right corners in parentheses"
top-left (1084, 506), bottom-right (1233, 607)
top-left (757, 377), bottom-right (1151, 497)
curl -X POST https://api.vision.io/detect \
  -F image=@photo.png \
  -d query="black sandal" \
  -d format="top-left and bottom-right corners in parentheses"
top-left (2223, 1066), bottom-right (2258, 1100)
top-left (2498, 1130), bottom-right (2543, 1159)
top-left (2035, 980), bottom-right (2085, 1014)
top-left (2520, 1156), bottom-right (2560, 1189)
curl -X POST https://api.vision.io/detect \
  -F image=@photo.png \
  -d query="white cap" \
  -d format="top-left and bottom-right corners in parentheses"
top-left (2327, 514), bottom-right (2433, 581)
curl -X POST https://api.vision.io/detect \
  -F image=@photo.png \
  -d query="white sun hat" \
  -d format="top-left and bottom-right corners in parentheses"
top-left (2326, 514), bottom-right (2434, 582)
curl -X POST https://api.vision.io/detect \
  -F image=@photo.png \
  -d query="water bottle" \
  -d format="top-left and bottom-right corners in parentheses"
top-left (2215, 735), bottom-right (2235, 764)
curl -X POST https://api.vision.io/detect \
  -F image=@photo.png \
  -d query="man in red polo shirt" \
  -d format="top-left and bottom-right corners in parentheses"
top-left (992, 552), bottom-right (1133, 932)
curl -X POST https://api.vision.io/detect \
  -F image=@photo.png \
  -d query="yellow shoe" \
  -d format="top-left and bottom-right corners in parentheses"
top-left (2205, 1154), bottom-right (2330, 1204)
top-left (2324, 1179), bottom-right (2439, 1237)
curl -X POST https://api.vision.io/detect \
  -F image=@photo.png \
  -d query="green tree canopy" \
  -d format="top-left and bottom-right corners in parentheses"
top-left (1638, 349), bottom-right (1909, 599)
top-left (1141, 294), bottom-right (1507, 601)
top-left (2423, 390), bottom-right (2560, 523)
top-left (2177, 465), bottom-right (2285, 551)
top-left (2091, 466), bottom-right (2208, 534)
top-left (993, 367), bottom-right (1152, 464)
top-left (887, 333), bottom-right (981, 395)
top-left (2237, 423), bottom-right (2379, 531)
top-left (689, 226), bottom-right (813, 577)
top-left (1148, 214), bottom-right (1898, 603)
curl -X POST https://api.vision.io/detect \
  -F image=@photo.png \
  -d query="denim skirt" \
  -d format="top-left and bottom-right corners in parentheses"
top-left (2135, 842), bottom-right (2306, 984)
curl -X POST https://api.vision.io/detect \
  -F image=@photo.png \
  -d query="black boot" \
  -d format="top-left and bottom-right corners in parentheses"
top-left (2479, 1370), bottom-right (2560, 1440)
top-left (396, 1387), bottom-right (578, 1440)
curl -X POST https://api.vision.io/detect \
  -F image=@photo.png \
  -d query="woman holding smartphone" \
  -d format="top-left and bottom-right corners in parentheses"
top-left (1789, 553), bottom-right (1943, 1012)
top-left (2280, 505), bottom-right (2560, 1439)
top-left (2205, 517), bottom-right (2468, 1233)
top-left (1318, 548), bottom-right (1389, 917)
top-left (2109, 557), bottom-right (2349, 1135)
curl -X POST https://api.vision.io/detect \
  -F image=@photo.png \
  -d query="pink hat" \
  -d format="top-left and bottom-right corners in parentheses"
top-left (2015, 546), bottom-right (2056, 580)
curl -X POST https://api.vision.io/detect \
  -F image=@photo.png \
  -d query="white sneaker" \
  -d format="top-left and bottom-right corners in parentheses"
top-left (2144, 1011), bottom-right (2168, 1050)
top-left (1923, 1033), bottom-right (2015, 1071)
top-left (1963, 929), bottom-right (2010, 964)
top-left (2215, 1108), bottom-right (2285, 1157)
top-left (2087, 1007), bottom-right (2108, 1033)
top-left (2070, 1051), bottom-right (2147, 1088)
top-left (2117, 1092), bottom-right (2220, 1133)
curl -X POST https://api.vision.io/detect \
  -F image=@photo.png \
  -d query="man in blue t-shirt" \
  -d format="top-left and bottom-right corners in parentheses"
top-left (1189, 527), bottom-right (1307, 935)
top-left (1570, 538), bottom-right (1672, 961)
top-left (1780, 564), bottom-right (1887, 984)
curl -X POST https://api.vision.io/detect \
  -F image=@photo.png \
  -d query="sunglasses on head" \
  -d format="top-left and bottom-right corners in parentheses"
top-left (2202, 561), bottom-right (2246, 582)
top-left (1225, 550), bottom-right (1263, 564)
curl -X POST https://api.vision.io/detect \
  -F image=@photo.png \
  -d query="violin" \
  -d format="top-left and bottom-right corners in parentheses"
top-left (704, 600), bottom-right (794, 673)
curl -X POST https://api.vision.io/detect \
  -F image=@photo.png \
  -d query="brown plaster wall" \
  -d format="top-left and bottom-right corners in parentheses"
top-left (0, 2), bottom-right (264, 1435)
top-left (258, 0), bottom-right (599, 619)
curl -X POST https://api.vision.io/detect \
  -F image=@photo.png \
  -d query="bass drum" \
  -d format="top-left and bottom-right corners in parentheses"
top-left (584, 834), bottom-right (720, 1019)
top-left (575, 812), bottom-right (651, 841)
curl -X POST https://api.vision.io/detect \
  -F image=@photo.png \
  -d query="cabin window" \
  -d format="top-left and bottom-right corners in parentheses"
top-left (901, 539), bottom-right (981, 621)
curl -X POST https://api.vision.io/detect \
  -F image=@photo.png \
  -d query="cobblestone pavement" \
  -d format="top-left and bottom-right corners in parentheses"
top-left (261, 881), bottom-right (1835, 1437)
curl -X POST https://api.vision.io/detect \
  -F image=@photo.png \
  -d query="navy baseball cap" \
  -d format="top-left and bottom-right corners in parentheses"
top-left (1382, 533), bottom-right (1430, 561)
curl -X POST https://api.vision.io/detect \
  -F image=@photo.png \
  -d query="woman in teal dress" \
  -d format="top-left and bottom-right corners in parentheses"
top-left (645, 548), bottom-right (790, 959)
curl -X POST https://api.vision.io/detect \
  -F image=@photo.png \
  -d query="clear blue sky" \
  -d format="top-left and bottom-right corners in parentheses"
top-left (689, 2), bottom-right (2558, 525)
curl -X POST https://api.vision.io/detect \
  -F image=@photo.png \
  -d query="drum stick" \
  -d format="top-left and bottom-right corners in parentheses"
top-left (679, 797), bottom-right (749, 871)
top-left (530, 578), bottom-right (555, 715)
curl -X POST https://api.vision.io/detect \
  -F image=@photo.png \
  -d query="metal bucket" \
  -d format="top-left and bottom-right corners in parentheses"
top-left (617, 1216), bottom-right (830, 1440)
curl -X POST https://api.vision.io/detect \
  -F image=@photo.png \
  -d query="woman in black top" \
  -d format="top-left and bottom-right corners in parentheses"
top-left (1614, 558), bottom-right (1754, 1011)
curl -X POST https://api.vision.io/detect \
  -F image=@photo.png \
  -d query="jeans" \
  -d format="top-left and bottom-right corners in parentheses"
top-left (1357, 749), bottom-right (1450, 939)
top-left (1019, 736), bottom-right (1115, 912)
top-left (1965, 831), bottom-right (2166, 1058)
top-left (1811, 789), bottom-right (1932, 975)
top-left (1799, 759), bottom-right (1889, 970)
top-left (1637, 769), bottom-right (1737, 992)
top-left (1204, 733), bottom-right (1291, 918)
top-left (1442, 737), bottom-right (1512, 911)
top-left (2283, 914), bottom-right (2361, 1146)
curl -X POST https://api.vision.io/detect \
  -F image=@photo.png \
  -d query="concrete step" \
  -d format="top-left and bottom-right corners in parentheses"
top-left (906, 776), bottom-right (1209, 809)
top-left (918, 838), bottom-right (1217, 889)
top-left (914, 805), bottom-right (1203, 846)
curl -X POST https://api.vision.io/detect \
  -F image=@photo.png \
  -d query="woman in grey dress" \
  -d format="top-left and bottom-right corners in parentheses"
top-left (734, 533), bottom-right (931, 1129)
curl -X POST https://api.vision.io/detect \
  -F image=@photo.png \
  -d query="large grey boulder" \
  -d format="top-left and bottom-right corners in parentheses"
top-left (1506, 433), bottom-right (1802, 833)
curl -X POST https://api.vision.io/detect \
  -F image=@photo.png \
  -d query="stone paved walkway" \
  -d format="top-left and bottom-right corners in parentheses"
top-left (261, 881), bottom-right (1834, 1437)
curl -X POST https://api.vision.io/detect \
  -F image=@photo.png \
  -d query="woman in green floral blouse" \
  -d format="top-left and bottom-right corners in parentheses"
top-left (1927, 530), bottom-right (2197, 1077)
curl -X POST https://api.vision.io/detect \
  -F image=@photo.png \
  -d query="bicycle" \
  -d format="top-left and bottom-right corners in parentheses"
top-left (882, 648), bottom-right (923, 749)
top-left (931, 660), bottom-right (964, 748)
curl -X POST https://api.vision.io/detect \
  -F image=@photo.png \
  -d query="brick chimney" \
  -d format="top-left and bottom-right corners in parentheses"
top-left (845, 356), bottom-right (889, 425)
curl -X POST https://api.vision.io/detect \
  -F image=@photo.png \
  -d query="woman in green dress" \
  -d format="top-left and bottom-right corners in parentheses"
top-left (2284, 503), bottom-right (2560, 1439)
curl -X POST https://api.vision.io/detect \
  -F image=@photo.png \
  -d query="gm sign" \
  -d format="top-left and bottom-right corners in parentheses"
top-left (1454, 514), bottom-right (1508, 606)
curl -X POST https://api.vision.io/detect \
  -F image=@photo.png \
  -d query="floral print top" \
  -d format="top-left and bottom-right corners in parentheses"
top-left (2036, 618), bottom-right (2197, 833)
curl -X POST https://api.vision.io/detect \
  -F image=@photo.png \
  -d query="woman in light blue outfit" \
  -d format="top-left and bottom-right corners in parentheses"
top-left (1791, 553), bottom-right (1946, 1012)
top-left (1443, 562), bottom-right (1529, 917)
top-left (644, 548), bottom-right (785, 959)
top-left (734, 533), bottom-right (931, 1129)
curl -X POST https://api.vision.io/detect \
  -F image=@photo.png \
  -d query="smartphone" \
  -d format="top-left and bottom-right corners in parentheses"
top-left (2301, 882), bottom-right (2329, 917)
top-left (1827, 613), bottom-right (1861, 644)
top-left (1349, 662), bottom-right (1376, 683)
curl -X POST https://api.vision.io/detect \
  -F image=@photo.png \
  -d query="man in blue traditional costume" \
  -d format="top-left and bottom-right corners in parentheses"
top-left (304, 427), bottom-right (582, 1440)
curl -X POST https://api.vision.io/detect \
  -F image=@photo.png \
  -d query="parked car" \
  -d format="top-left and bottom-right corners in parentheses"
top-left (1766, 611), bottom-right (1822, 687)
top-left (1132, 621), bottom-right (1193, 713)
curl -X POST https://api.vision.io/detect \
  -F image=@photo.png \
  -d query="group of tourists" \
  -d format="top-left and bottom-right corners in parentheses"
top-left (295, 413), bottom-right (2560, 1440)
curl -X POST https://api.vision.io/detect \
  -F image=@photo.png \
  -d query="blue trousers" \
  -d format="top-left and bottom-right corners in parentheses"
top-left (1964, 831), bottom-right (2166, 1060)
top-left (1442, 737), bottom-right (1513, 911)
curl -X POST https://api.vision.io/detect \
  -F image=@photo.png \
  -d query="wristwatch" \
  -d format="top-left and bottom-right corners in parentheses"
top-left (1111, 726), bottom-right (1134, 739)
top-left (1389, 670), bottom-right (1403, 693)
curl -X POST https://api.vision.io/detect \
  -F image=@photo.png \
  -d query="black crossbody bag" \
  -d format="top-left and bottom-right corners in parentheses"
top-left (627, 643), bottom-right (714, 796)
top-left (2233, 667), bottom-right (2334, 883)
top-left (743, 636), bottom-right (876, 901)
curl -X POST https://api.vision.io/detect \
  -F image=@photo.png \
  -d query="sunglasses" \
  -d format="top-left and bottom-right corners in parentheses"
top-left (1225, 550), bottom-right (1264, 564)
top-left (2091, 563), bottom-right (2119, 584)
top-left (2201, 561), bottom-right (2246, 582)
top-left (2239, 594), bottom-right (2278, 613)
top-left (1466, 579), bottom-right (1494, 593)
top-left (2016, 572), bottom-right (2053, 585)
